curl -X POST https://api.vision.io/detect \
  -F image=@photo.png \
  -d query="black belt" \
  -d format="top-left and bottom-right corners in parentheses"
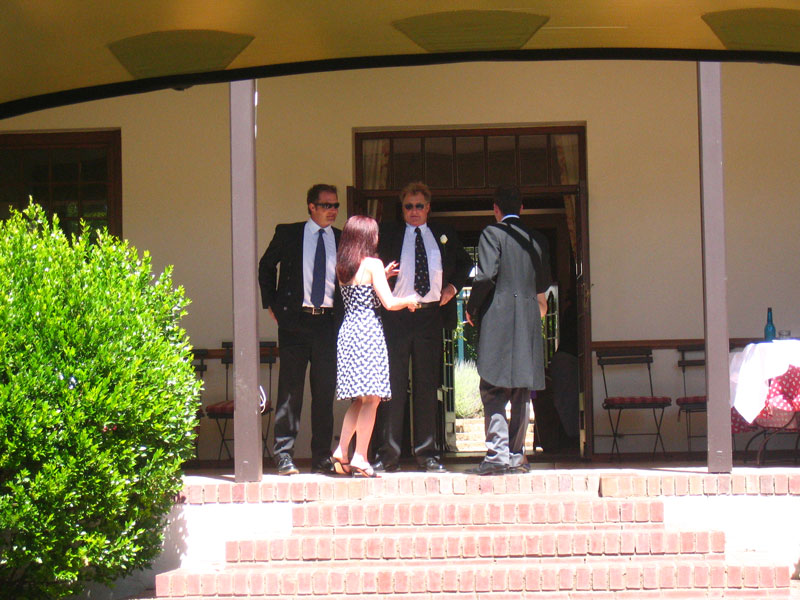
top-left (415, 301), bottom-right (440, 310)
top-left (301, 306), bottom-right (333, 315)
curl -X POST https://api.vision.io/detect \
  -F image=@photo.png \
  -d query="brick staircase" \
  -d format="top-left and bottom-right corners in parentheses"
top-left (155, 473), bottom-right (791, 598)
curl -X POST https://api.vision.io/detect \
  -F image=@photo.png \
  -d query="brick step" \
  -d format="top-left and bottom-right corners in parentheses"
top-left (290, 495), bottom-right (664, 528)
top-left (155, 559), bottom-right (791, 597)
top-left (225, 528), bottom-right (725, 563)
top-left (182, 472), bottom-right (605, 505)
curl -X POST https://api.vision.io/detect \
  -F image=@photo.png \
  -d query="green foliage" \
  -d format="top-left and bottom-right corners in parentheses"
top-left (0, 204), bottom-right (200, 599)
top-left (454, 318), bottom-right (478, 363)
top-left (454, 360), bottom-right (483, 419)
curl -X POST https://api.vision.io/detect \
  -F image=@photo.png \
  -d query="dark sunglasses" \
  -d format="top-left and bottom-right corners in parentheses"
top-left (403, 203), bottom-right (426, 211)
top-left (315, 202), bottom-right (340, 210)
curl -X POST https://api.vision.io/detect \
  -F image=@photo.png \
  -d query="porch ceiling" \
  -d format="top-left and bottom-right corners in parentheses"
top-left (3, 1), bottom-right (800, 118)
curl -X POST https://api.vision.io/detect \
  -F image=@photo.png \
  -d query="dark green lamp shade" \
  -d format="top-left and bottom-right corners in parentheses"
top-left (108, 30), bottom-right (254, 79)
top-left (392, 10), bottom-right (549, 53)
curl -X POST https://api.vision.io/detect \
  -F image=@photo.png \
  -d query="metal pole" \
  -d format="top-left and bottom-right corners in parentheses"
top-left (697, 62), bottom-right (732, 473)
top-left (230, 79), bottom-right (262, 482)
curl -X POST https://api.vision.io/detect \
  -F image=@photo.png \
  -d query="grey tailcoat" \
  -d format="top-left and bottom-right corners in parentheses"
top-left (466, 217), bottom-right (551, 390)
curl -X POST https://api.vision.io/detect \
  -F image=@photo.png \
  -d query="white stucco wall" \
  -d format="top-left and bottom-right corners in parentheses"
top-left (2, 60), bottom-right (799, 456)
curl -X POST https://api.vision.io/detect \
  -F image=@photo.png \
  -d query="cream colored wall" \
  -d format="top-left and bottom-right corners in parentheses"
top-left (723, 62), bottom-right (800, 339)
top-left (2, 60), bottom-right (799, 457)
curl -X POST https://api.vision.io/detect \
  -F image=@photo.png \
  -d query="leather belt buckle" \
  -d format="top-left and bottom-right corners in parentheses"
top-left (302, 306), bottom-right (330, 315)
top-left (416, 301), bottom-right (439, 310)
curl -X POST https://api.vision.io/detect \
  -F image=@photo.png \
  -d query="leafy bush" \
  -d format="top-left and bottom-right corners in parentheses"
top-left (0, 205), bottom-right (200, 599)
top-left (454, 359), bottom-right (483, 419)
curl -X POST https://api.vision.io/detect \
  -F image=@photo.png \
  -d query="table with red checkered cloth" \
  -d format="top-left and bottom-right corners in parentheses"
top-left (730, 341), bottom-right (800, 431)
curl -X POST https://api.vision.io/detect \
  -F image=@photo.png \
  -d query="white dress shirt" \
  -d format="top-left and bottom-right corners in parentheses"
top-left (302, 219), bottom-right (336, 308)
top-left (393, 223), bottom-right (442, 303)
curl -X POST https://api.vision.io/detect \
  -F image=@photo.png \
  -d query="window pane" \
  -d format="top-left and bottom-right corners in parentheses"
top-left (52, 184), bottom-right (79, 204)
top-left (60, 219), bottom-right (81, 239)
top-left (80, 148), bottom-right (108, 181)
top-left (83, 183), bottom-right (108, 204)
top-left (53, 202), bottom-right (79, 222)
top-left (21, 149), bottom-right (50, 183)
top-left (51, 149), bottom-right (81, 182)
top-left (84, 200), bottom-right (108, 219)
top-left (487, 136), bottom-right (516, 186)
top-left (0, 184), bottom-right (23, 207)
top-left (520, 135), bottom-right (548, 186)
top-left (0, 150), bottom-right (18, 182)
top-left (551, 134), bottom-right (580, 185)
top-left (362, 139), bottom-right (390, 189)
top-left (456, 136), bottom-right (484, 188)
top-left (26, 183), bottom-right (50, 206)
top-left (425, 137), bottom-right (453, 188)
top-left (392, 138), bottom-right (421, 189)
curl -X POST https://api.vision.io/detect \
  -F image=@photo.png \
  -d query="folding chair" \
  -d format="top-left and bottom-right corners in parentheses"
top-left (675, 344), bottom-right (707, 453)
top-left (205, 341), bottom-right (276, 461)
top-left (596, 347), bottom-right (672, 459)
top-left (204, 342), bottom-right (234, 460)
top-left (190, 348), bottom-right (209, 459)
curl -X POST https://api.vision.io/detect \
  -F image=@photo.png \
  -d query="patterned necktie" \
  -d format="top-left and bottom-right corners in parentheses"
top-left (414, 227), bottom-right (430, 297)
top-left (311, 229), bottom-right (326, 308)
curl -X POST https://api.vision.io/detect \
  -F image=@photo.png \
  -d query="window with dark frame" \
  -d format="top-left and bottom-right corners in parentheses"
top-left (352, 126), bottom-right (582, 220)
top-left (0, 130), bottom-right (122, 238)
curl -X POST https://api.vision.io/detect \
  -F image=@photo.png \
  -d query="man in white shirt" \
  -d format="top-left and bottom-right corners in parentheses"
top-left (373, 181), bottom-right (472, 473)
top-left (259, 184), bottom-right (342, 475)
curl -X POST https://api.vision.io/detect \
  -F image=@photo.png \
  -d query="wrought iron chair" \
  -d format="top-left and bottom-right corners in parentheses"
top-left (596, 347), bottom-right (672, 459)
top-left (675, 344), bottom-right (707, 453)
top-left (204, 341), bottom-right (276, 461)
top-left (204, 342), bottom-right (235, 460)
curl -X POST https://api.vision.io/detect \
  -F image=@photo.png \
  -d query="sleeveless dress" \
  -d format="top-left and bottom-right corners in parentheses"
top-left (336, 284), bottom-right (392, 401)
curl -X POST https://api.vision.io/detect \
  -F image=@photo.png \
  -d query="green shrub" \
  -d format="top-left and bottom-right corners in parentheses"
top-left (454, 359), bottom-right (483, 419)
top-left (0, 204), bottom-right (200, 599)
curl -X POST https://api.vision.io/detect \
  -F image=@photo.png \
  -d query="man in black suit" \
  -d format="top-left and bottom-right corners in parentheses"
top-left (466, 185), bottom-right (551, 475)
top-left (373, 181), bottom-right (472, 473)
top-left (258, 184), bottom-right (342, 475)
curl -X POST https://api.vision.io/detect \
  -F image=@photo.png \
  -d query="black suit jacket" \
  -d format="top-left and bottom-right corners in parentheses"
top-left (258, 221), bottom-right (343, 329)
top-left (378, 221), bottom-right (472, 330)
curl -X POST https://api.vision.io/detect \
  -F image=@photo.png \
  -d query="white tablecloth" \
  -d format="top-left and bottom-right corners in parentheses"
top-left (730, 340), bottom-right (800, 423)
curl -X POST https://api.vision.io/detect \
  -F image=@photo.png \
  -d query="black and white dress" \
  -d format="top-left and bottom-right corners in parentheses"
top-left (336, 284), bottom-right (391, 401)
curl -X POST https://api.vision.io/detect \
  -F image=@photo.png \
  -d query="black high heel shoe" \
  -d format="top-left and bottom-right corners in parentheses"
top-left (331, 456), bottom-right (350, 476)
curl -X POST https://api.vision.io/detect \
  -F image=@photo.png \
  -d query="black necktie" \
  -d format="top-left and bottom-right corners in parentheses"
top-left (414, 227), bottom-right (430, 297)
top-left (311, 229), bottom-right (326, 308)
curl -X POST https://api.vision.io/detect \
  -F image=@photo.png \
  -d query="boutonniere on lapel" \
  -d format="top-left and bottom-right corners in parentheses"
top-left (439, 234), bottom-right (448, 245)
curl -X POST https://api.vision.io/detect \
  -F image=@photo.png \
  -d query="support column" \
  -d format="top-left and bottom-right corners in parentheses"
top-left (697, 62), bottom-right (732, 473)
top-left (229, 80), bottom-right (262, 482)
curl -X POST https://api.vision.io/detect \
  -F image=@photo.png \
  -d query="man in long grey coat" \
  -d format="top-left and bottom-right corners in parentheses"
top-left (465, 185), bottom-right (551, 475)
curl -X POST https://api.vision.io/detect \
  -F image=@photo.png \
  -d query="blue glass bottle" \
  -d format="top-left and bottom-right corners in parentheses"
top-left (764, 307), bottom-right (776, 342)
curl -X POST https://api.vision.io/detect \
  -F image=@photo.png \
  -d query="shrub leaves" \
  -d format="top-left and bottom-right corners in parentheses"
top-left (0, 204), bottom-right (200, 598)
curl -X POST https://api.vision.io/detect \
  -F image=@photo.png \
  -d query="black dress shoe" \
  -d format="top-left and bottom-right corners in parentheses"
top-left (419, 458), bottom-right (447, 473)
top-left (466, 461), bottom-right (508, 476)
top-left (371, 459), bottom-right (400, 473)
top-left (276, 454), bottom-right (299, 476)
top-left (311, 457), bottom-right (334, 474)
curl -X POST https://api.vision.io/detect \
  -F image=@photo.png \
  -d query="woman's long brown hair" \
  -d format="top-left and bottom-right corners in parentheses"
top-left (336, 215), bottom-right (379, 283)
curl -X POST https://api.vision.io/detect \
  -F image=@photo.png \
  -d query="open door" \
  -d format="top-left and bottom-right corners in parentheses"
top-left (575, 171), bottom-right (592, 458)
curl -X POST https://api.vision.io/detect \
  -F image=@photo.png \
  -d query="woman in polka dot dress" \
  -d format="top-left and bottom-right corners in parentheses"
top-left (331, 216), bottom-right (418, 477)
